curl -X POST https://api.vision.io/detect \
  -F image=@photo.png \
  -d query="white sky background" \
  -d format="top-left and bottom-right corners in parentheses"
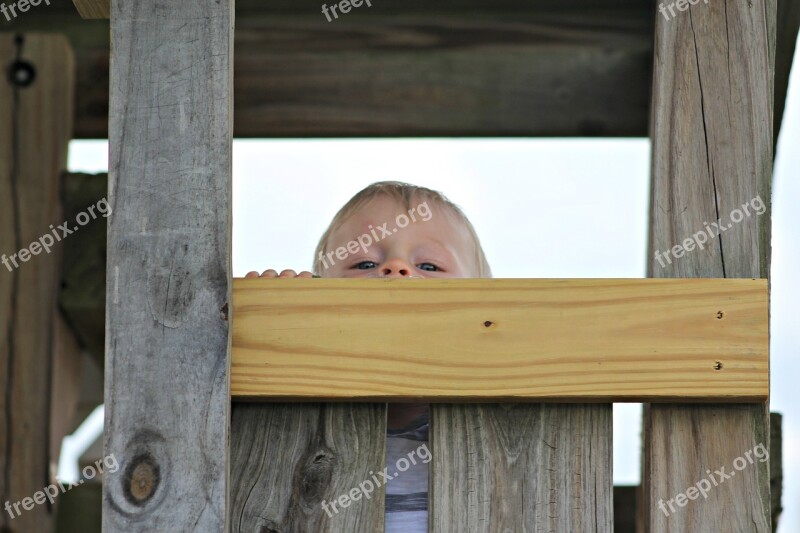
top-left (67, 37), bottom-right (799, 532)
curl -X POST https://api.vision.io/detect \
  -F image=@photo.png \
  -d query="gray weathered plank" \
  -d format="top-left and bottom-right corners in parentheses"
top-left (0, 33), bottom-right (74, 533)
top-left (8, 2), bottom-right (655, 138)
top-left (10, 0), bottom-right (800, 141)
top-left (231, 11), bottom-right (653, 137)
top-left (644, 0), bottom-right (774, 530)
top-left (103, 0), bottom-right (234, 530)
top-left (230, 403), bottom-right (387, 532)
top-left (430, 404), bottom-right (612, 531)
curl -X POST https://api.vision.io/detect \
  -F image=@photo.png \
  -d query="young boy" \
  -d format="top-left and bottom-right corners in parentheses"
top-left (244, 181), bottom-right (491, 531)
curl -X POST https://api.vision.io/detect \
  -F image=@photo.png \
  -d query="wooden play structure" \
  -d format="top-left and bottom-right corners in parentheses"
top-left (2, 0), bottom-right (798, 531)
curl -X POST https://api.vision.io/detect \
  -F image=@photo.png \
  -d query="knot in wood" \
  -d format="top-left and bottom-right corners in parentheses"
top-left (123, 453), bottom-right (160, 506)
top-left (297, 449), bottom-right (335, 502)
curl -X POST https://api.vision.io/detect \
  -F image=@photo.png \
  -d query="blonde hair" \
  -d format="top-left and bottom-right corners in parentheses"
top-left (313, 181), bottom-right (492, 277)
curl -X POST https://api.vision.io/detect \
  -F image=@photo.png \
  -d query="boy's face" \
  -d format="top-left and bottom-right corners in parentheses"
top-left (322, 195), bottom-right (480, 278)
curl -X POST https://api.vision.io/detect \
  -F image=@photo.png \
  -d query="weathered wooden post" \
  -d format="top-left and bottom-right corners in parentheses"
top-left (644, 0), bottom-right (774, 530)
top-left (0, 33), bottom-right (74, 533)
top-left (103, 1), bottom-right (234, 530)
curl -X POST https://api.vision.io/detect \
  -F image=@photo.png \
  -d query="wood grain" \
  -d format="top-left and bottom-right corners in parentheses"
top-left (50, 313), bottom-right (84, 489)
top-left (10, 1), bottom-right (799, 141)
top-left (230, 403), bottom-right (386, 532)
top-left (68, 0), bottom-right (650, 18)
top-left (231, 278), bottom-right (768, 402)
top-left (71, 0), bottom-right (109, 19)
top-left (8, 2), bottom-right (655, 138)
top-left (103, 1), bottom-right (233, 530)
top-left (0, 33), bottom-right (73, 533)
top-left (430, 403), bottom-right (612, 531)
top-left (231, 11), bottom-right (653, 137)
top-left (644, 0), bottom-right (774, 530)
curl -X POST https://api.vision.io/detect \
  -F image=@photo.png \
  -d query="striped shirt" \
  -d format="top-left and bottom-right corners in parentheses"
top-left (385, 408), bottom-right (429, 532)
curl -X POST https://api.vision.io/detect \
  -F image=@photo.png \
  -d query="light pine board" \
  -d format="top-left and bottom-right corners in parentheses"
top-left (230, 403), bottom-right (387, 532)
top-left (231, 278), bottom-right (768, 402)
top-left (0, 33), bottom-right (73, 533)
top-left (103, 1), bottom-right (233, 530)
top-left (644, 0), bottom-right (774, 530)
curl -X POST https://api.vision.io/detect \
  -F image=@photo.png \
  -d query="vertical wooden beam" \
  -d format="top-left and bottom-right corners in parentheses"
top-left (230, 403), bottom-right (386, 531)
top-left (769, 412), bottom-right (782, 532)
top-left (430, 404), bottom-right (612, 530)
top-left (103, 0), bottom-right (233, 530)
top-left (0, 33), bottom-right (74, 533)
top-left (50, 314), bottom-right (85, 485)
top-left (645, 0), bottom-right (774, 530)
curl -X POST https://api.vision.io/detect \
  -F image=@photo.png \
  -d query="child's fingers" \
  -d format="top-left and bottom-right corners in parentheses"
top-left (245, 269), bottom-right (314, 279)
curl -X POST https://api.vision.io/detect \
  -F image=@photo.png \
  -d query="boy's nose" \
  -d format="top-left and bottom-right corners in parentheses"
top-left (380, 258), bottom-right (414, 278)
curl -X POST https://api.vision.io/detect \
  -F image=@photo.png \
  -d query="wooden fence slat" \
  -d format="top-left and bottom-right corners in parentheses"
top-left (644, 0), bottom-right (774, 530)
top-left (103, 1), bottom-right (233, 530)
top-left (0, 33), bottom-right (74, 533)
top-left (431, 404), bottom-right (612, 531)
top-left (230, 403), bottom-right (387, 531)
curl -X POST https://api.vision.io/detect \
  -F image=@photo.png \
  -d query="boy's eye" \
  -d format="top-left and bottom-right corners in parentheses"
top-left (354, 261), bottom-right (378, 270)
top-left (417, 263), bottom-right (440, 272)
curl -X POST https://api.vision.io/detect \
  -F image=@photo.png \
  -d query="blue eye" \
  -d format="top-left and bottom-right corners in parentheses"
top-left (355, 261), bottom-right (377, 270)
top-left (417, 263), bottom-right (439, 272)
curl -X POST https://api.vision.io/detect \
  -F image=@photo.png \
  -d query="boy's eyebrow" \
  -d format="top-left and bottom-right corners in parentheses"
top-left (415, 238), bottom-right (467, 262)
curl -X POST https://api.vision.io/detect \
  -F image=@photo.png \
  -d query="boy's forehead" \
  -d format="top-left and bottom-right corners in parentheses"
top-left (341, 196), bottom-right (445, 230)
top-left (332, 196), bottom-right (473, 248)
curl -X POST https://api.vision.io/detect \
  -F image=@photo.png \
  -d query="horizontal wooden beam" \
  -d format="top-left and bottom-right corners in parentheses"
top-left (231, 278), bottom-right (768, 402)
top-left (11, 1), bottom-right (800, 139)
top-left (12, 3), bottom-right (653, 138)
top-left (72, 0), bottom-right (650, 18)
